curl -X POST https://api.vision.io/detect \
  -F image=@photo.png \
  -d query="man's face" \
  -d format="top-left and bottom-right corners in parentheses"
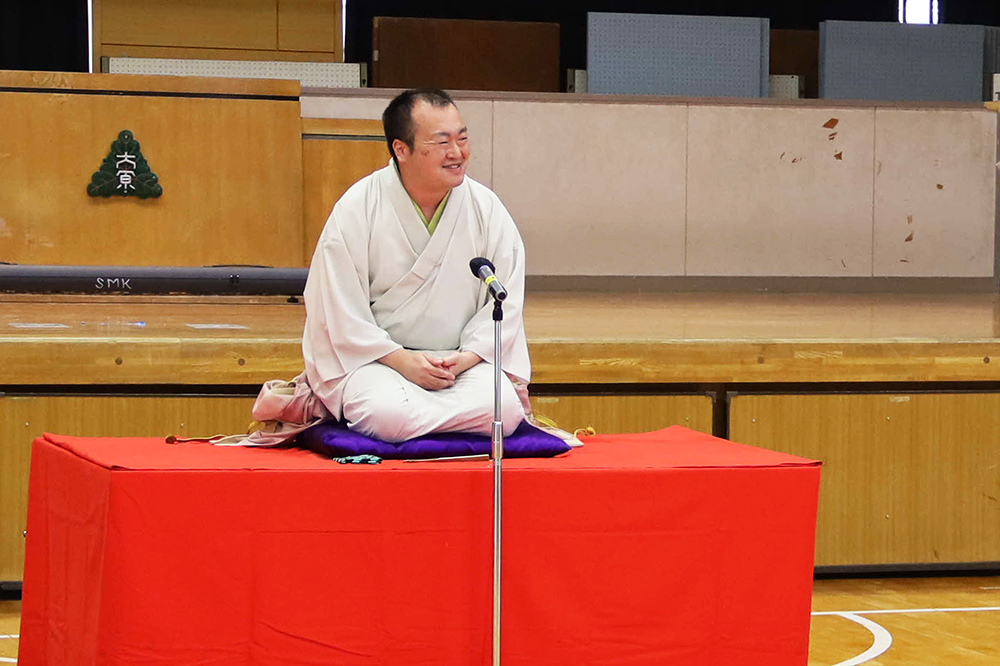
top-left (395, 101), bottom-right (470, 192)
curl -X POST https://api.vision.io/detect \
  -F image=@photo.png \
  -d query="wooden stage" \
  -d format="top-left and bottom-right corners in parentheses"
top-left (2, 291), bottom-right (1000, 580)
top-left (3, 291), bottom-right (1000, 386)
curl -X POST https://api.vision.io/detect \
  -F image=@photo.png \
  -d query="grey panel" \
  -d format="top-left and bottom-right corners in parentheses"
top-left (819, 21), bottom-right (984, 102)
top-left (587, 12), bottom-right (769, 97)
top-left (760, 18), bottom-right (770, 97)
top-left (985, 27), bottom-right (1000, 101)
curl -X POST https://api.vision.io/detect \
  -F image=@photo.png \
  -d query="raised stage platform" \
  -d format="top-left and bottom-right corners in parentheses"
top-left (18, 427), bottom-right (820, 666)
top-left (2, 291), bottom-right (1000, 577)
top-left (3, 291), bottom-right (1000, 385)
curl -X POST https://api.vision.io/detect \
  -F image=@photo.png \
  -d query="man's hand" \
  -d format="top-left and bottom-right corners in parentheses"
top-left (378, 349), bottom-right (456, 390)
top-left (439, 350), bottom-right (482, 377)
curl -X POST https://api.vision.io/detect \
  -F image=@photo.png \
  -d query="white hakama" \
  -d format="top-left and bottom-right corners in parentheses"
top-left (302, 164), bottom-right (531, 442)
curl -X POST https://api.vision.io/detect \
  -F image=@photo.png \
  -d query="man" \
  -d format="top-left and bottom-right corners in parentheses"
top-left (302, 88), bottom-right (530, 443)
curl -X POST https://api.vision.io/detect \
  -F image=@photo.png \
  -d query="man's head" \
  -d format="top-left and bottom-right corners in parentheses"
top-left (383, 88), bottom-right (470, 196)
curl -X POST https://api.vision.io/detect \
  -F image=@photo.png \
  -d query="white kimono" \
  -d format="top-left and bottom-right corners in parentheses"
top-left (302, 164), bottom-right (531, 442)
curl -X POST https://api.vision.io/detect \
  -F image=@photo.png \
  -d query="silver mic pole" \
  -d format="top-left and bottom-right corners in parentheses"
top-left (491, 297), bottom-right (504, 666)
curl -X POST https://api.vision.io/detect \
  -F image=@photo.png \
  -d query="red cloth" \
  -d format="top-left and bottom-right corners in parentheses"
top-left (20, 426), bottom-right (820, 665)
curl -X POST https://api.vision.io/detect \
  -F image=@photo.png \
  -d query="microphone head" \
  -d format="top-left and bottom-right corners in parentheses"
top-left (470, 257), bottom-right (495, 277)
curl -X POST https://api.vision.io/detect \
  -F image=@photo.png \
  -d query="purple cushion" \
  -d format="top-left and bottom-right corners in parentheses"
top-left (298, 420), bottom-right (571, 460)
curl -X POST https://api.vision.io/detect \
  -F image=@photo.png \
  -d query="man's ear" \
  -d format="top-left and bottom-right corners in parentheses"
top-left (392, 139), bottom-right (409, 163)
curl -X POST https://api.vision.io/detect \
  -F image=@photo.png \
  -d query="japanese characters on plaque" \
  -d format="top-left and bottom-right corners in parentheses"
top-left (87, 130), bottom-right (162, 199)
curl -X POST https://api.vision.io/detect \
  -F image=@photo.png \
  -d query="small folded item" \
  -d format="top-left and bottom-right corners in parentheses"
top-left (333, 454), bottom-right (382, 465)
top-left (299, 420), bottom-right (572, 460)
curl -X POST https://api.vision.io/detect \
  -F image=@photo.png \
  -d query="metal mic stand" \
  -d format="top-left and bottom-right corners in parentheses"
top-left (491, 296), bottom-right (504, 666)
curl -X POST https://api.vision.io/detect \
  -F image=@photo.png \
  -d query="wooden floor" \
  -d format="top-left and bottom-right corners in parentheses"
top-left (3, 292), bottom-right (1000, 384)
top-left (0, 600), bottom-right (15, 664)
top-left (809, 575), bottom-right (1000, 665)
top-left (2, 575), bottom-right (998, 664)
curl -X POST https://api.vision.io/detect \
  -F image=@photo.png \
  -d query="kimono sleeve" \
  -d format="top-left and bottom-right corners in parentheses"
top-left (302, 199), bottom-right (402, 389)
top-left (457, 197), bottom-right (532, 383)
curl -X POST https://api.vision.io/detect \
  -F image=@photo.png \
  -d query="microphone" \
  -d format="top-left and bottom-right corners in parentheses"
top-left (469, 257), bottom-right (508, 301)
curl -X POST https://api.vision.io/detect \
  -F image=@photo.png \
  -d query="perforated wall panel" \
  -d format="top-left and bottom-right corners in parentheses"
top-left (108, 58), bottom-right (363, 89)
top-left (586, 12), bottom-right (769, 97)
top-left (769, 75), bottom-right (800, 99)
top-left (819, 21), bottom-right (984, 102)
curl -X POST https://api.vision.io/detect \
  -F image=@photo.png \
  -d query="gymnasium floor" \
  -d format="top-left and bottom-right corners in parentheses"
top-left (2, 575), bottom-right (998, 664)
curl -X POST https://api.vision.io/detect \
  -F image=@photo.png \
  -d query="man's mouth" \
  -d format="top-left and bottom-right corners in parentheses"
top-left (443, 163), bottom-right (463, 170)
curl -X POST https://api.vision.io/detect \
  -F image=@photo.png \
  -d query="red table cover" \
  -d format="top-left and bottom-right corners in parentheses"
top-left (19, 426), bottom-right (820, 665)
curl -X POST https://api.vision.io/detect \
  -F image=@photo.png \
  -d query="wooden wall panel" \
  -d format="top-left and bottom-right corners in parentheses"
top-left (102, 0), bottom-right (278, 50)
top-left (372, 17), bottom-right (559, 92)
top-left (0, 86), bottom-right (304, 267)
top-left (0, 70), bottom-right (299, 96)
top-left (101, 44), bottom-right (341, 63)
top-left (278, 0), bottom-right (340, 53)
top-left (730, 393), bottom-right (1000, 567)
top-left (99, 0), bottom-right (343, 62)
top-left (0, 395), bottom-right (256, 582)
top-left (529, 394), bottom-right (714, 436)
top-left (302, 135), bottom-right (387, 263)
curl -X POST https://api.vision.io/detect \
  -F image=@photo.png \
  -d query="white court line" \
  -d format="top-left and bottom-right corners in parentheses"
top-left (813, 606), bottom-right (1000, 666)
top-left (826, 612), bottom-right (893, 666)
top-left (0, 631), bottom-right (17, 665)
top-left (813, 605), bottom-right (1000, 616)
top-left (0, 633), bottom-right (18, 664)
top-left (185, 323), bottom-right (247, 330)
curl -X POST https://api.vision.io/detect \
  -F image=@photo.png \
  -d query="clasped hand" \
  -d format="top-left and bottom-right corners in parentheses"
top-left (379, 349), bottom-right (481, 390)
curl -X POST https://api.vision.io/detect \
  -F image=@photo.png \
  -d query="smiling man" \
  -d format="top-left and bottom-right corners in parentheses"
top-left (302, 88), bottom-right (530, 443)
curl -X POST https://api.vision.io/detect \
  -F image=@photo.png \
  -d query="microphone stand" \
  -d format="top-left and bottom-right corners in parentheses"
top-left (491, 295), bottom-right (504, 666)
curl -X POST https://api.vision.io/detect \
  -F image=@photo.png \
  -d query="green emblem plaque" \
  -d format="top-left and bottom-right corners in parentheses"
top-left (87, 130), bottom-right (162, 199)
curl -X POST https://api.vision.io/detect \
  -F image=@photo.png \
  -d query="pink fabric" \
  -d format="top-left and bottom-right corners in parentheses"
top-left (251, 372), bottom-right (330, 425)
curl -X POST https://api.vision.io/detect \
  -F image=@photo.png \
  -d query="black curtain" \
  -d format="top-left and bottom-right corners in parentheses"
top-left (345, 1), bottom-right (898, 70)
top-left (940, 1), bottom-right (1000, 26)
top-left (1, 1), bottom-right (89, 72)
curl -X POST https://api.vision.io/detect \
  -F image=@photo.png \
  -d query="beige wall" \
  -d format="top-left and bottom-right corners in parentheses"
top-left (493, 101), bottom-right (687, 276)
top-left (687, 106), bottom-right (875, 277)
top-left (303, 91), bottom-right (998, 278)
top-left (873, 109), bottom-right (997, 277)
